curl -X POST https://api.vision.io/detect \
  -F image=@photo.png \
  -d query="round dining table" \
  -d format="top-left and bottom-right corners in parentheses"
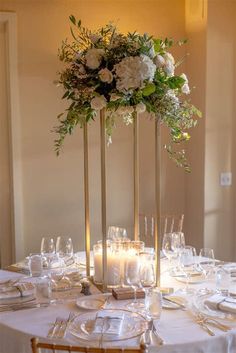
top-left (1, 261), bottom-right (236, 353)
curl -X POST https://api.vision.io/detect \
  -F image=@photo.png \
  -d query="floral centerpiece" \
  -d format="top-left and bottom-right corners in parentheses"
top-left (54, 15), bottom-right (201, 171)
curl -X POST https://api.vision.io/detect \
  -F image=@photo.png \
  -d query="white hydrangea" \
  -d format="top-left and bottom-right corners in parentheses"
top-left (85, 48), bottom-right (104, 69)
top-left (98, 68), bottom-right (113, 83)
top-left (90, 95), bottom-right (107, 110)
top-left (180, 73), bottom-right (190, 94)
top-left (114, 54), bottom-right (156, 92)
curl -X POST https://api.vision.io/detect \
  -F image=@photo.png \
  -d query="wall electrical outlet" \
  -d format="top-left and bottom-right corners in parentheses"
top-left (220, 172), bottom-right (232, 186)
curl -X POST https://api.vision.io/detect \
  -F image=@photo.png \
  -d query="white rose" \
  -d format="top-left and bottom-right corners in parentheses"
top-left (163, 52), bottom-right (175, 76)
top-left (164, 52), bottom-right (175, 65)
top-left (98, 68), bottom-right (113, 83)
top-left (181, 83), bottom-right (190, 94)
top-left (117, 106), bottom-right (134, 115)
top-left (85, 48), bottom-right (104, 70)
top-left (136, 102), bottom-right (146, 113)
top-left (180, 73), bottom-right (190, 94)
top-left (180, 73), bottom-right (188, 82)
top-left (89, 34), bottom-right (102, 44)
top-left (110, 93), bottom-right (121, 101)
top-left (164, 61), bottom-right (175, 76)
top-left (90, 95), bottom-right (107, 110)
top-left (154, 54), bottom-right (165, 68)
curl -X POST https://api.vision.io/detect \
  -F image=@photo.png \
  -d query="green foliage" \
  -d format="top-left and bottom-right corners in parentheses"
top-left (54, 16), bottom-right (201, 172)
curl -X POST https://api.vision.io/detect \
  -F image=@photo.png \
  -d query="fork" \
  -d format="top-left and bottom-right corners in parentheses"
top-left (47, 317), bottom-right (61, 338)
top-left (196, 314), bottom-right (231, 332)
top-left (57, 312), bottom-right (76, 339)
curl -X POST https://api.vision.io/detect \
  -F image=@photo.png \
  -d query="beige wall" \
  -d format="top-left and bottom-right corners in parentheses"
top-left (0, 0), bottom-right (187, 262)
top-left (205, 0), bottom-right (236, 261)
top-left (185, 0), bottom-right (207, 250)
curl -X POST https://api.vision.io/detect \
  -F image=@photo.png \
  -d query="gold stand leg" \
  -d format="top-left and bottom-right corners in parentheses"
top-left (83, 122), bottom-right (90, 278)
top-left (100, 108), bottom-right (107, 291)
top-left (155, 120), bottom-right (161, 287)
top-left (134, 112), bottom-right (139, 241)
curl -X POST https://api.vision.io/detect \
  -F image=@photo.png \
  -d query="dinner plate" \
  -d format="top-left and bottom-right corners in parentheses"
top-left (174, 273), bottom-right (206, 284)
top-left (69, 308), bottom-right (147, 342)
top-left (76, 294), bottom-right (108, 310)
top-left (192, 292), bottom-right (236, 322)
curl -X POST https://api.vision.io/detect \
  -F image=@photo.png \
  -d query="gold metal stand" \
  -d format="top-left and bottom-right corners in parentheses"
top-left (100, 108), bottom-right (107, 291)
top-left (154, 119), bottom-right (161, 287)
top-left (83, 122), bottom-right (90, 278)
top-left (133, 112), bottom-right (139, 241)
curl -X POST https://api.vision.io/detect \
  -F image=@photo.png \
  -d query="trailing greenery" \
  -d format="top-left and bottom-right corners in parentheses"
top-left (54, 16), bottom-right (201, 171)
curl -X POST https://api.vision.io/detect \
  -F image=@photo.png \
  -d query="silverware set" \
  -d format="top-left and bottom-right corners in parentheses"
top-left (0, 301), bottom-right (49, 312)
top-left (195, 313), bottom-right (231, 336)
top-left (140, 318), bottom-right (164, 350)
top-left (47, 312), bottom-right (76, 339)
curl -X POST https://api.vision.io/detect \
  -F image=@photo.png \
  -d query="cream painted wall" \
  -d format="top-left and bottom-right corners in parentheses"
top-left (0, 0), bottom-right (187, 262)
top-left (205, 0), bottom-right (236, 261)
top-left (185, 0), bottom-right (207, 249)
top-left (0, 21), bottom-right (13, 266)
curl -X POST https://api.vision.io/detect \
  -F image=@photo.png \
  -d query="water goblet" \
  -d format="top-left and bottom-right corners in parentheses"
top-left (162, 233), bottom-right (178, 273)
top-left (107, 226), bottom-right (127, 240)
top-left (29, 253), bottom-right (43, 277)
top-left (145, 287), bottom-right (162, 320)
top-left (40, 237), bottom-right (55, 268)
top-left (199, 248), bottom-right (215, 279)
top-left (179, 245), bottom-right (197, 293)
top-left (124, 257), bottom-right (142, 310)
top-left (56, 236), bottom-right (74, 264)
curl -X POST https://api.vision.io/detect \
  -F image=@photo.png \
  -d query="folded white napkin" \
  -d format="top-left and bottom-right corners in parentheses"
top-left (222, 263), bottom-right (236, 277)
top-left (93, 311), bottom-right (124, 336)
top-left (0, 282), bottom-right (35, 300)
top-left (205, 294), bottom-right (236, 314)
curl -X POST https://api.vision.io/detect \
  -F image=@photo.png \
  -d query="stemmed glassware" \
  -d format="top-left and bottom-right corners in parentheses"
top-left (40, 237), bottom-right (55, 269)
top-left (162, 232), bottom-right (185, 274)
top-left (56, 236), bottom-right (74, 264)
top-left (51, 236), bottom-right (74, 292)
top-left (124, 258), bottom-right (142, 310)
top-left (179, 245), bottom-right (197, 293)
top-left (107, 226), bottom-right (127, 240)
top-left (199, 248), bottom-right (215, 279)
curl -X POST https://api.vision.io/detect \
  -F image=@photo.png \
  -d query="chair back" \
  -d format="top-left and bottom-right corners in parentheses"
top-left (31, 338), bottom-right (143, 353)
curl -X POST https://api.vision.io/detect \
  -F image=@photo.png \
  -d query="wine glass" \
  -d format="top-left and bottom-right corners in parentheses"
top-left (139, 254), bottom-right (156, 288)
top-left (40, 237), bottom-right (55, 268)
top-left (171, 232), bottom-right (185, 255)
top-left (124, 257), bottom-right (142, 310)
top-left (162, 233), bottom-right (178, 272)
top-left (107, 226), bottom-right (127, 240)
top-left (179, 245), bottom-right (197, 293)
top-left (56, 236), bottom-right (74, 263)
top-left (55, 236), bottom-right (73, 291)
top-left (199, 248), bottom-right (215, 278)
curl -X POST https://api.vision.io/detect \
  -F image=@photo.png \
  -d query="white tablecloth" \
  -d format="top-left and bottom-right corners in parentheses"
top-left (1, 263), bottom-right (236, 353)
